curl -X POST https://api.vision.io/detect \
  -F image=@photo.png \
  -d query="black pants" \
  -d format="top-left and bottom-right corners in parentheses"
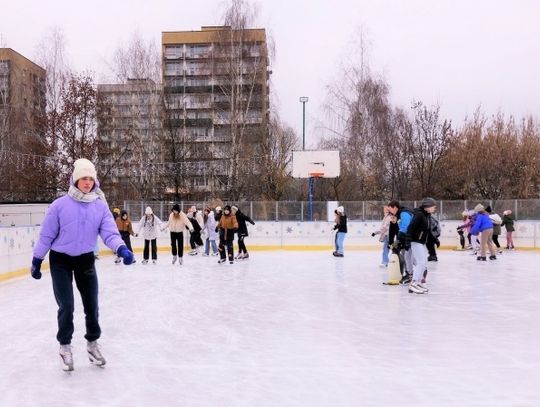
top-left (458, 230), bottom-right (465, 249)
top-left (219, 238), bottom-right (234, 261)
top-left (170, 232), bottom-right (184, 257)
top-left (50, 250), bottom-right (100, 345)
top-left (492, 234), bottom-right (501, 248)
top-left (426, 234), bottom-right (437, 258)
top-left (238, 234), bottom-right (248, 254)
top-left (143, 239), bottom-right (157, 260)
top-left (190, 230), bottom-right (203, 249)
top-left (120, 231), bottom-right (133, 252)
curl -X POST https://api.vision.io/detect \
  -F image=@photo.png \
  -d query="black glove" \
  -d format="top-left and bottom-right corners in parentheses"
top-left (397, 232), bottom-right (411, 251)
top-left (435, 238), bottom-right (440, 248)
top-left (371, 232), bottom-right (376, 237)
top-left (250, 220), bottom-right (255, 225)
top-left (30, 257), bottom-right (43, 279)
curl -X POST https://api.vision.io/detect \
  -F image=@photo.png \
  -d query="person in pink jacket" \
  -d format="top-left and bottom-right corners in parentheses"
top-left (30, 158), bottom-right (133, 371)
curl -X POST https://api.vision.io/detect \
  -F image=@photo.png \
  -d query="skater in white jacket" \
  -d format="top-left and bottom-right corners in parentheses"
top-left (202, 206), bottom-right (219, 256)
top-left (135, 206), bottom-right (162, 264)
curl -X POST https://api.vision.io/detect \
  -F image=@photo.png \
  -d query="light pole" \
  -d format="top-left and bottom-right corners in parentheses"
top-left (299, 96), bottom-right (308, 150)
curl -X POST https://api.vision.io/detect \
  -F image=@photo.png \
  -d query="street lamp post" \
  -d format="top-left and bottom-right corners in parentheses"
top-left (299, 96), bottom-right (308, 150)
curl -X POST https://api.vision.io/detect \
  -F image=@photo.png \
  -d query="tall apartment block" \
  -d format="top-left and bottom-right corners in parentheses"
top-left (162, 26), bottom-right (270, 198)
top-left (97, 79), bottom-right (164, 201)
top-left (0, 48), bottom-right (46, 152)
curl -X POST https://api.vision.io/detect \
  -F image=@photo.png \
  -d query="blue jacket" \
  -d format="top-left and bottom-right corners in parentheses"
top-left (470, 213), bottom-right (493, 236)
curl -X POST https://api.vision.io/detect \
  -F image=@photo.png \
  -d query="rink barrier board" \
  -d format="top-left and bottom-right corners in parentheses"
top-left (2, 221), bottom-right (540, 282)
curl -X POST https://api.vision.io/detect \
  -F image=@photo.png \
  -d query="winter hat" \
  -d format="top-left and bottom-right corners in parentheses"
top-left (503, 210), bottom-right (512, 216)
top-left (145, 206), bottom-right (153, 215)
top-left (172, 204), bottom-right (180, 212)
top-left (120, 210), bottom-right (128, 217)
top-left (72, 158), bottom-right (97, 182)
top-left (223, 205), bottom-right (232, 213)
top-left (336, 206), bottom-right (344, 214)
top-left (485, 205), bottom-right (492, 213)
top-left (474, 204), bottom-right (485, 212)
top-left (231, 205), bottom-right (239, 212)
top-left (215, 206), bottom-right (222, 212)
top-left (461, 210), bottom-right (469, 217)
top-left (420, 197), bottom-right (437, 208)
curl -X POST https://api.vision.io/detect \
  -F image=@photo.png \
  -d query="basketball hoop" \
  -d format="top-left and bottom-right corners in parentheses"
top-left (309, 172), bottom-right (324, 178)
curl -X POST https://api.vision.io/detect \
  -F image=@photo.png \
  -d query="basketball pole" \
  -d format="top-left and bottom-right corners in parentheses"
top-left (309, 176), bottom-right (315, 221)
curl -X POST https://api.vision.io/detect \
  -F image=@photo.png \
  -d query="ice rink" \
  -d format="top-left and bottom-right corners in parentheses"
top-left (1, 249), bottom-right (539, 407)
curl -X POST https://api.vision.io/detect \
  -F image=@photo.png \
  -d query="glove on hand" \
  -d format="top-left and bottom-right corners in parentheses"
top-left (31, 257), bottom-right (43, 279)
top-left (250, 220), bottom-right (255, 225)
top-left (435, 238), bottom-right (441, 248)
top-left (117, 245), bottom-right (134, 265)
top-left (371, 232), bottom-right (376, 237)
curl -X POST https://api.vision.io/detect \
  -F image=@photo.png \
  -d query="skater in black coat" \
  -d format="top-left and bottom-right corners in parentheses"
top-left (231, 205), bottom-right (255, 259)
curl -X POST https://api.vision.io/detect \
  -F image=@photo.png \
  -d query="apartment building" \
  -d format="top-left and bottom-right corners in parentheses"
top-left (0, 48), bottom-right (46, 151)
top-left (162, 26), bottom-right (270, 198)
top-left (97, 78), bottom-right (164, 201)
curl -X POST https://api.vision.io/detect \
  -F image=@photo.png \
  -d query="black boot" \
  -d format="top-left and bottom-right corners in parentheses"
top-left (489, 255), bottom-right (497, 260)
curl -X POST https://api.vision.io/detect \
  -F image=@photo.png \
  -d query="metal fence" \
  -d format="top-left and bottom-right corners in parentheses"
top-left (123, 199), bottom-right (540, 222)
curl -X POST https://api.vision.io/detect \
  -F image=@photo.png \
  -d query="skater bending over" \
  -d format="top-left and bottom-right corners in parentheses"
top-left (30, 159), bottom-right (134, 371)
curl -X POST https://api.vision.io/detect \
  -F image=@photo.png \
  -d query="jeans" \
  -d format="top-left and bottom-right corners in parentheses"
top-left (411, 242), bottom-right (427, 282)
top-left (170, 232), bottom-right (184, 257)
top-left (50, 250), bottom-right (100, 345)
top-left (335, 232), bottom-right (346, 254)
top-left (205, 238), bottom-right (218, 255)
top-left (381, 236), bottom-right (389, 265)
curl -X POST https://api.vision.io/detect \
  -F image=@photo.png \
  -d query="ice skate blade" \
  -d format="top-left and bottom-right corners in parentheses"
top-left (88, 354), bottom-right (106, 367)
top-left (60, 358), bottom-right (74, 372)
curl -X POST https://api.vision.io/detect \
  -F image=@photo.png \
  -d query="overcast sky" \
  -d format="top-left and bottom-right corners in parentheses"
top-left (2, 0), bottom-right (539, 147)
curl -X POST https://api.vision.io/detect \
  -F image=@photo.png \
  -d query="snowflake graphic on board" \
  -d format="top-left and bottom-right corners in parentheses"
top-left (286, 227), bottom-right (293, 233)
top-left (9, 238), bottom-right (15, 249)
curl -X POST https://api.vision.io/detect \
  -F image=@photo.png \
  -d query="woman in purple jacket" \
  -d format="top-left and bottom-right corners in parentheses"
top-left (30, 158), bottom-right (134, 371)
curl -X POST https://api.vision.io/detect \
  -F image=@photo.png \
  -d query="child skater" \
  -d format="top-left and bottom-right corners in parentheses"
top-left (136, 206), bottom-right (162, 264)
top-left (217, 205), bottom-right (238, 264)
top-left (115, 209), bottom-right (136, 263)
top-left (202, 206), bottom-right (219, 256)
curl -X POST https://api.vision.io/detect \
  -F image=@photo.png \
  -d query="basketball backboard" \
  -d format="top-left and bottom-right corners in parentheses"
top-left (292, 150), bottom-right (340, 178)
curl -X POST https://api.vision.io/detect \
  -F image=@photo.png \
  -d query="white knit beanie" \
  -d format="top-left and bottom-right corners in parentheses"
top-left (72, 158), bottom-right (97, 182)
top-left (336, 206), bottom-right (344, 214)
top-left (145, 206), bottom-right (153, 215)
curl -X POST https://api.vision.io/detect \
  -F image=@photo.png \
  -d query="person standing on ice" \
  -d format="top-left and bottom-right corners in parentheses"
top-left (161, 204), bottom-right (193, 265)
top-left (231, 205), bottom-right (255, 259)
top-left (135, 206), bottom-right (162, 264)
top-left (187, 205), bottom-right (204, 255)
top-left (30, 158), bottom-right (134, 371)
top-left (470, 204), bottom-right (497, 261)
top-left (202, 206), bottom-right (219, 256)
top-left (371, 206), bottom-right (393, 267)
top-left (115, 209), bottom-right (136, 264)
top-left (387, 200), bottom-right (414, 284)
top-left (217, 205), bottom-right (238, 264)
top-left (332, 206), bottom-right (347, 257)
top-left (501, 210), bottom-right (515, 249)
top-left (406, 197), bottom-right (437, 294)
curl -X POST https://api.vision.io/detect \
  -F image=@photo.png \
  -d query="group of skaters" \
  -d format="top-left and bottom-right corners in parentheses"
top-left (368, 199), bottom-right (516, 295)
top-left (112, 203), bottom-right (256, 266)
top-left (456, 206), bottom-right (516, 257)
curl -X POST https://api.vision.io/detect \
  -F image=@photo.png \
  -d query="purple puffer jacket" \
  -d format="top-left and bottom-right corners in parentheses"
top-left (33, 186), bottom-right (125, 260)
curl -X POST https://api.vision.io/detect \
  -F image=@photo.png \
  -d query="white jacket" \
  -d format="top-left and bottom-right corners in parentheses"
top-left (136, 214), bottom-right (162, 240)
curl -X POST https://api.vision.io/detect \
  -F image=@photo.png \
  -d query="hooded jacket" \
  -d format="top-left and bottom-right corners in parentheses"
top-left (116, 211), bottom-right (135, 235)
top-left (136, 213), bottom-right (163, 240)
top-left (33, 179), bottom-right (125, 259)
top-left (218, 213), bottom-right (239, 241)
top-left (407, 207), bottom-right (431, 244)
top-left (470, 212), bottom-right (493, 236)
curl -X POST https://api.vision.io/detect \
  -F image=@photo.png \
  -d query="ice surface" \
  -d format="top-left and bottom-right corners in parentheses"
top-left (1, 249), bottom-right (540, 407)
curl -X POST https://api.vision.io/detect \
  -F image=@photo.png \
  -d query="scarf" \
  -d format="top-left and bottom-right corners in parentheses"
top-left (68, 184), bottom-right (107, 205)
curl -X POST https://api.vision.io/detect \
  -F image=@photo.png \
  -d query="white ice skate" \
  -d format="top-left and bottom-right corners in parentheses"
top-left (114, 256), bottom-right (122, 264)
top-left (87, 340), bottom-right (106, 367)
top-left (172, 255), bottom-right (177, 264)
top-left (152, 260), bottom-right (157, 265)
top-left (178, 257), bottom-right (183, 265)
top-left (409, 282), bottom-right (428, 294)
top-left (142, 259), bottom-right (148, 265)
top-left (59, 344), bottom-right (74, 371)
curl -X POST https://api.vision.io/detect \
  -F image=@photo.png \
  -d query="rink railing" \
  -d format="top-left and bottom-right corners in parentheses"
top-left (122, 199), bottom-right (540, 222)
